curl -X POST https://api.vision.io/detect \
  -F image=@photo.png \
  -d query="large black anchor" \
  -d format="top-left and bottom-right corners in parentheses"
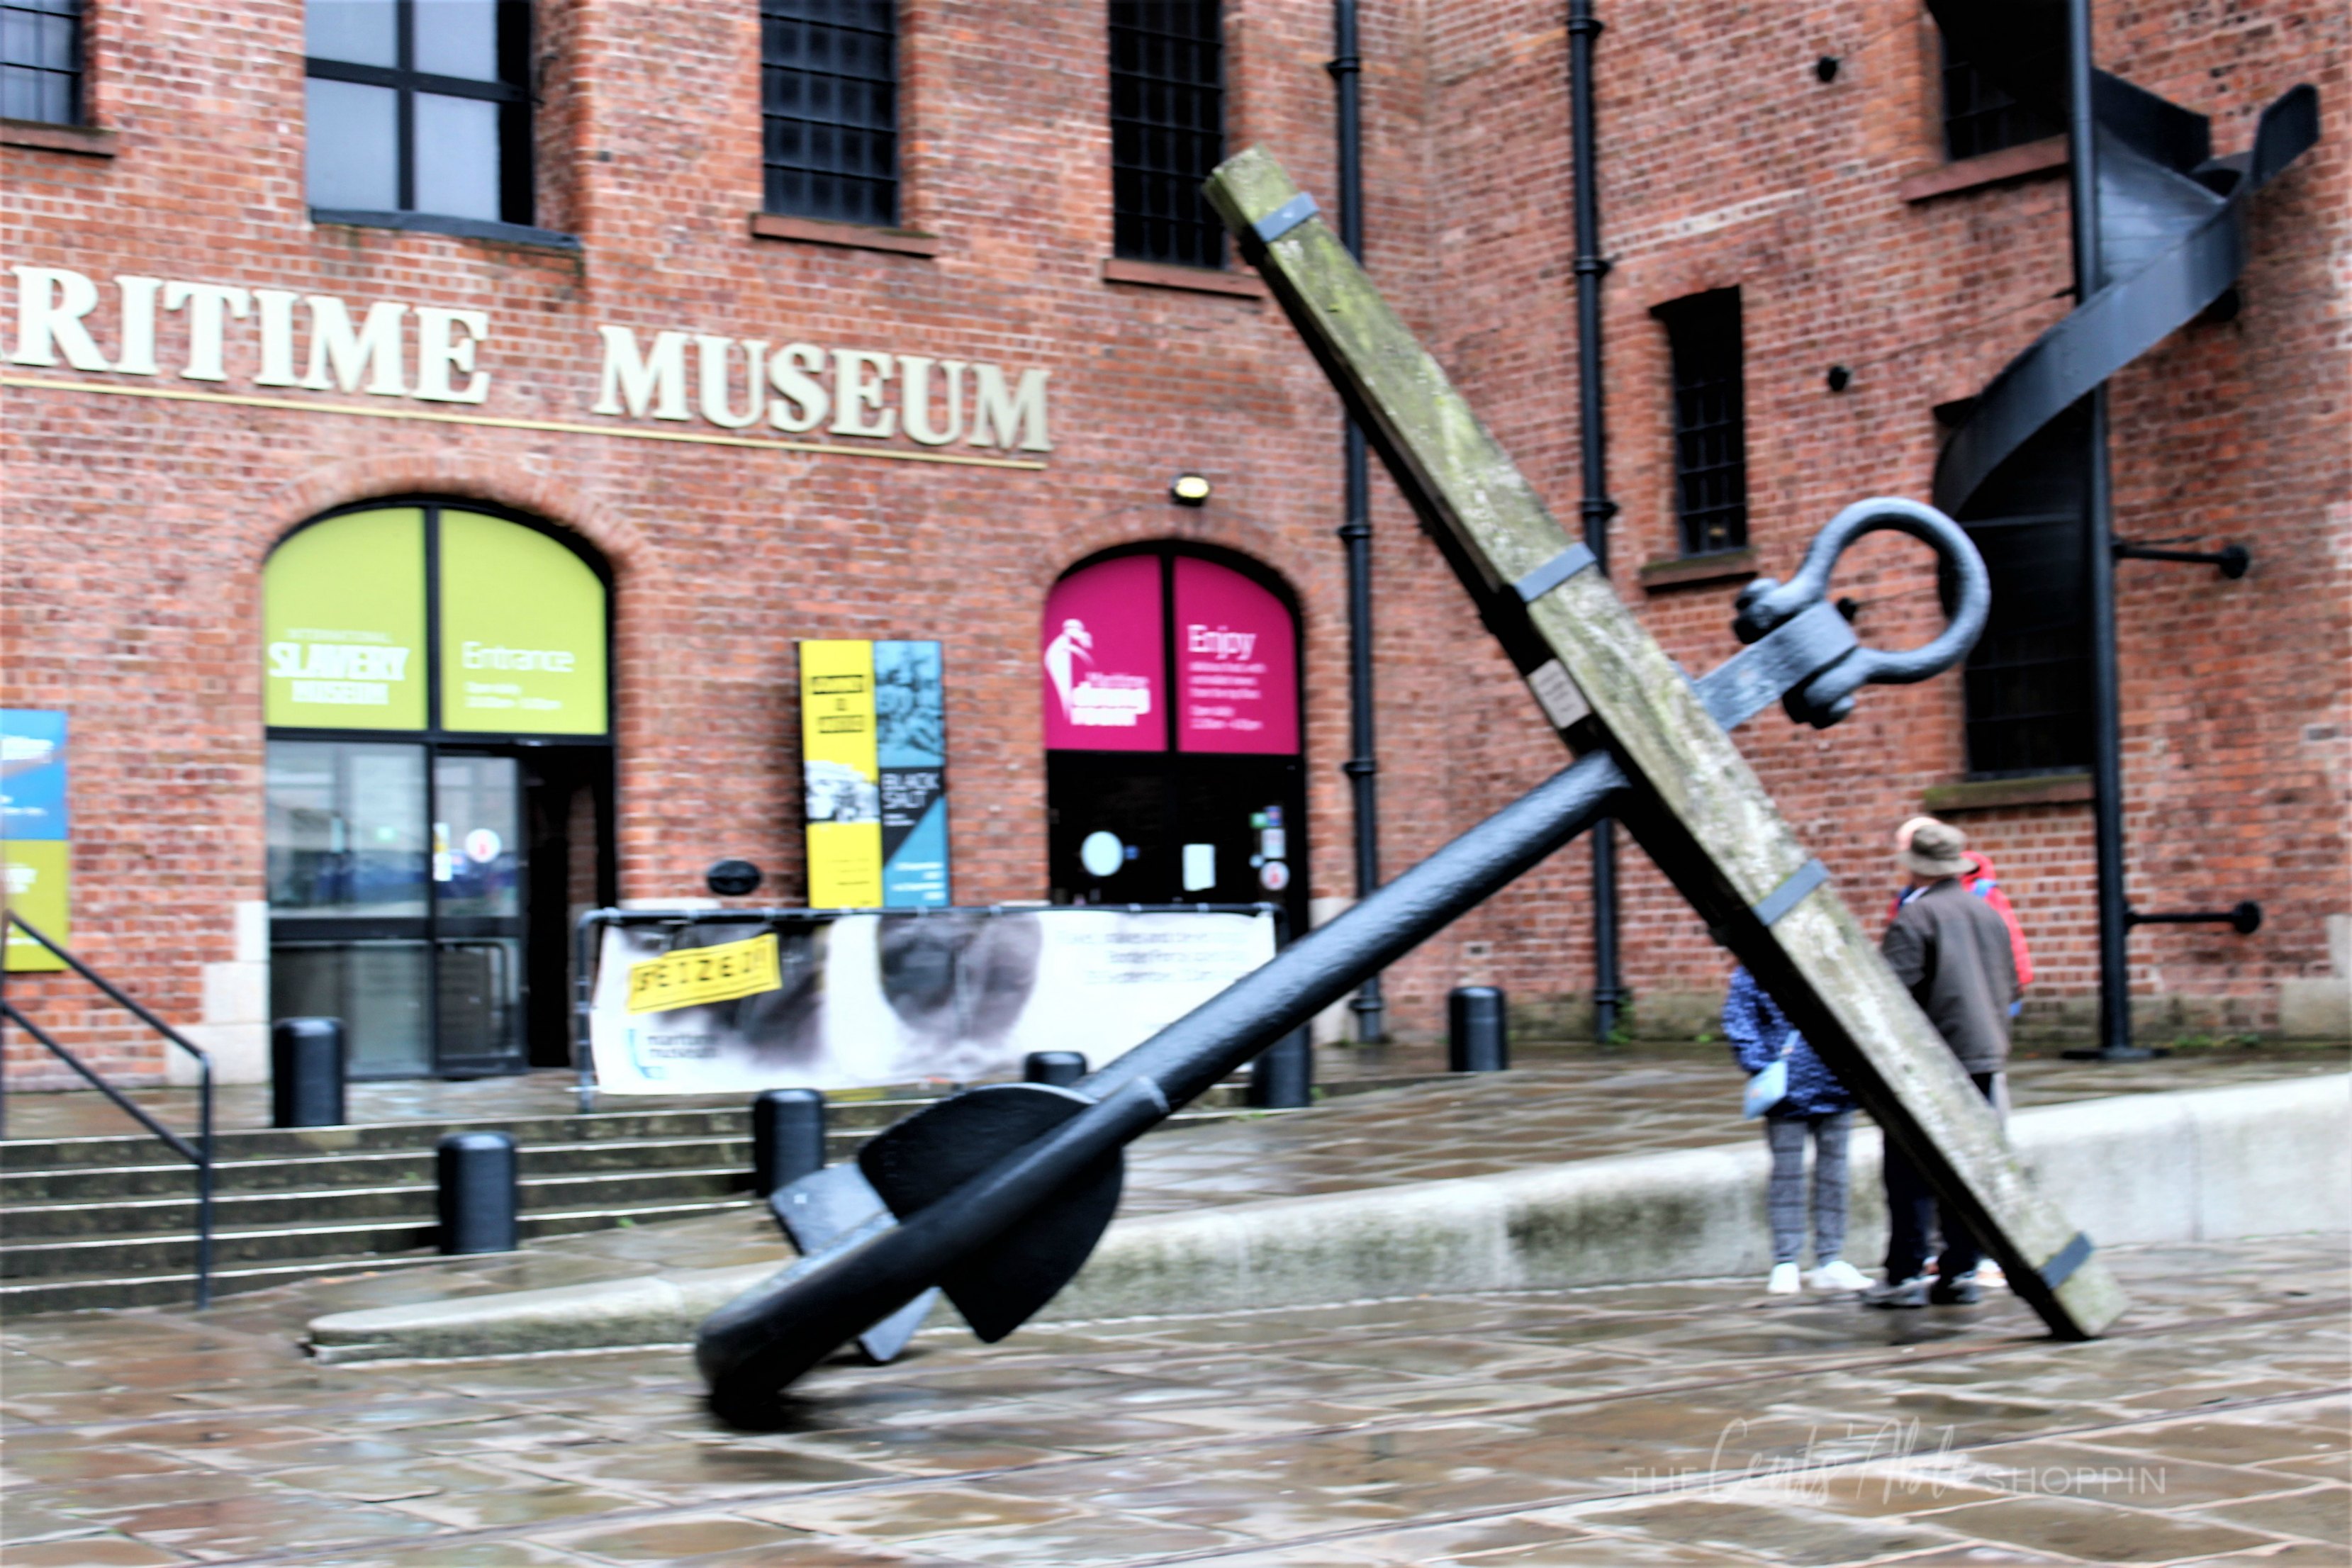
top-left (696, 498), bottom-right (1989, 1426)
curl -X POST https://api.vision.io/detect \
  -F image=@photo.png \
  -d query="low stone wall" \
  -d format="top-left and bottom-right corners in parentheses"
top-left (1049, 1073), bottom-right (2348, 1319)
top-left (308, 1074), bottom-right (2348, 1362)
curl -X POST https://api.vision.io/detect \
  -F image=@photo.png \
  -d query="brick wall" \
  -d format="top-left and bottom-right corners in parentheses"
top-left (4, 1), bottom-right (2343, 1089)
top-left (1412, 0), bottom-right (2350, 1044)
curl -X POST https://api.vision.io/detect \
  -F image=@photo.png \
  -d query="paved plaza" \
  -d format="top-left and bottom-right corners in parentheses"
top-left (3, 1235), bottom-right (2346, 1565)
top-left (2, 1044), bottom-right (2346, 1564)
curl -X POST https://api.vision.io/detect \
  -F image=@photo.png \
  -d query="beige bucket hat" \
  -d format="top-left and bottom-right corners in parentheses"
top-left (1901, 818), bottom-right (1970, 879)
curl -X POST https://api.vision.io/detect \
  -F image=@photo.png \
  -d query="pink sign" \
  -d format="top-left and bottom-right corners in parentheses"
top-left (1174, 556), bottom-right (1299, 754)
top-left (1041, 554), bottom-right (1164, 751)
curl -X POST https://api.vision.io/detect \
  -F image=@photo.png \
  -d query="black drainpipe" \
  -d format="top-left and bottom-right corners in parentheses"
top-left (2063, 0), bottom-right (2140, 1058)
top-left (1567, 0), bottom-right (1624, 1040)
top-left (1330, 0), bottom-right (1384, 1041)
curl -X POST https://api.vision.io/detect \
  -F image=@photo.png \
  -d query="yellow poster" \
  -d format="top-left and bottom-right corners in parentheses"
top-left (800, 639), bottom-right (883, 908)
top-left (2, 840), bottom-right (69, 973)
top-left (626, 933), bottom-right (783, 1014)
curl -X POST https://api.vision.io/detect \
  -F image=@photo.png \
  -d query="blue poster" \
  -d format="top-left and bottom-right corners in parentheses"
top-left (873, 642), bottom-right (949, 908)
top-left (1, 710), bottom-right (68, 840)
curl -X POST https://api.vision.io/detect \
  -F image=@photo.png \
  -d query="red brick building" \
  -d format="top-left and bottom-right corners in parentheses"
top-left (4, 1), bottom-right (2343, 1090)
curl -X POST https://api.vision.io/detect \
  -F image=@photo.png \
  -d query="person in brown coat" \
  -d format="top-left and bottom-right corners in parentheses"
top-left (1864, 818), bottom-right (2020, 1308)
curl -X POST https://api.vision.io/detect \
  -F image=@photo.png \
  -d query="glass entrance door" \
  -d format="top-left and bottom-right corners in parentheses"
top-left (432, 753), bottom-right (524, 1075)
top-left (267, 741), bottom-right (529, 1077)
top-left (268, 739), bottom-right (435, 1077)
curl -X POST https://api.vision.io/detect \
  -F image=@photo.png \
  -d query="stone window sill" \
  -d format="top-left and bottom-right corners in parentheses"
top-left (1102, 257), bottom-right (1266, 298)
top-left (749, 213), bottom-right (940, 256)
top-left (3, 118), bottom-right (116, 156)
top-left (1899, 137), bottom-right (2067, 203)
top-left (312, 208), bottom-right (581, 252)
top-left (1921, 773), bottom-right (2093, 813)
top-left (1639, 548), bottom-right (1757, 591)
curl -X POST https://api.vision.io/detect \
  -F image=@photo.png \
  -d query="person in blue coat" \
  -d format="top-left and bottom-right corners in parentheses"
top-left (1723, 966), bottom-right (1869, 1295)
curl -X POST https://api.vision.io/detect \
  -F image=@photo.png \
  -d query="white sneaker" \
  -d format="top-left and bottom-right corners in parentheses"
top-left (1978, 1262), bottom-right (2007, 1290)
top-left (1767, 1262), bottom-right (1802, 1294)
top-left (1809, 1259), bottom-right (1871, 1294)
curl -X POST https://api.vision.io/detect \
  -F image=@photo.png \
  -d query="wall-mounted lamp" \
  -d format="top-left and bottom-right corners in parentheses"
top-left (1170, 474), bottom-right (1212, 507)
top-left (1815, 56), bottom-right (1840, 84)
top-left (706, 858), bottom-right (763, 897)
top-left (1825, 364), bottom-right (1853, 393)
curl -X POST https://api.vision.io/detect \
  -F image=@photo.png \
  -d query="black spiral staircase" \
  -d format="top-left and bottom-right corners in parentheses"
top-left (1925, 1), bottom-right (2318, 1055)
top-left (1927, 9), bottom-right (2319, 518)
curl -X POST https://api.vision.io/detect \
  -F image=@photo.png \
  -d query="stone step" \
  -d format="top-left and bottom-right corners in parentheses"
top-left (0, 1250), bottom-right (469, 1316)
top-left (0, 1192), bottom-right (753, 1278)
top-left (0, 1076), bottom-right (1323, 1170)
top-left (0, 1163), bottom-right (758, 1238)
top-left (0, 1098), bottom-right (931, 1169)
top-left (0, 1130), bottom-right (878, 1202)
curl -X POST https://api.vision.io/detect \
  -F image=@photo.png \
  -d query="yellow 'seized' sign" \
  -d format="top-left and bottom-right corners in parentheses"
top-left (626, 933), bottom-right (783, 1014)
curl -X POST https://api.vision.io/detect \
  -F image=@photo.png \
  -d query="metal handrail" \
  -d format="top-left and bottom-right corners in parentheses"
top-left (1, 913), bottom-right (213, 1309)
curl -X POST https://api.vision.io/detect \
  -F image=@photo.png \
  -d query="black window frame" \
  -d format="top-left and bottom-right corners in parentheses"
top-left (2, 0), bottom-right (84, 127)
top-left (1109, 1), bottom-right (1226, 270)
top-left (760, 0), bottom-right (900, 228)
top-left (304, 0), bottom-right (536, 230)
top-left (1654, 289), bottom-right (1750, 559)
top-left (1938, 33), bottom-right (2061, 162)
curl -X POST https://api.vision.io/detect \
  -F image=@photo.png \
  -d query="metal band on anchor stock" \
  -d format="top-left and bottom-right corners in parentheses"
top-left (1752, 858), bottom-right (1829, 927)
top-left (2038, 1232), bottom-right (2095, 1290)
top-left (1250, 193), bottom-right (1321, 247)
top-left (1513, 544), bottom-right (1597, 604)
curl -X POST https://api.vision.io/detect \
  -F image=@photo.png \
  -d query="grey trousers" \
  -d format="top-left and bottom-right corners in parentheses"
top-left (1764, 1112), bottom-right (1852, 1266)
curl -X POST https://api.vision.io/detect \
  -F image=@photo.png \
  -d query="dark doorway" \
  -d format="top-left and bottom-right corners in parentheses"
top-left (1041, 544), bottom-right (1307, 934)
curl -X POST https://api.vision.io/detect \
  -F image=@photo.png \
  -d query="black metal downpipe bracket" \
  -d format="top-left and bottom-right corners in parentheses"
top-left (2127, 902), bottom-right (2262, 936)
top-left (2114, 540), bottom-right (2251, 579)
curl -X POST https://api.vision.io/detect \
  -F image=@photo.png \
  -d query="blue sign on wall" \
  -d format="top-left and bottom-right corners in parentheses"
top-left (1, 710), bottom-right (67, 841)
top-left (873, 642), bottom-right (950, 909)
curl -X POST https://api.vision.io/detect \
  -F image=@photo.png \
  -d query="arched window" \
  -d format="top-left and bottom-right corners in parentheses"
top-left (262, 502), bottom-right (612, 1079)
top-left (1041, 544), bottom-right (1305, 931)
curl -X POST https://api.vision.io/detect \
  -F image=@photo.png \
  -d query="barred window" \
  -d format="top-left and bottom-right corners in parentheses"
top-left (1656, 289), bottom-right (1749, 557)
top-left (305, 0), bottom-right (533, 226)
top-left (1939, 36), bottom-right (2060, 162)
top-left (1109, 1), bottom-right (1225, 269)
top-left (761, 0), bottom-right (897, 227)
top-left (3, 0), bottom-right (82, 125)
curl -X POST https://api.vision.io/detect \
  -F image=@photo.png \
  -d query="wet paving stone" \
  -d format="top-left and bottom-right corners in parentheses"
top-left (2188, 1482), bottom-right (2352, 1546)
top-left (0, 1534), bottom-right (201, 1566)
top-left (1924, 1491), bottom-right (2280, 1561)
top-left (2, 1233), bottom-right (2345, 1564)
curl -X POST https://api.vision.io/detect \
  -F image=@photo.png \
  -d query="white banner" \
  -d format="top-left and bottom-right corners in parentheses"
top-left (588, 907), bottom-right (1277, 1094)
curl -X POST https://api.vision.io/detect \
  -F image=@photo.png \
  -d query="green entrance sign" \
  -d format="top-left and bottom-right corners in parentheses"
top-left (264, 509), bottom-right (428, 730)
top-left (437, 510), bottom-right (608, 735)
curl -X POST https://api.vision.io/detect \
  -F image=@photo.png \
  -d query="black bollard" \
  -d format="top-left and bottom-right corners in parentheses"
top-left (270, 1017), bottom-right (347, 1128)
top-left (437, 1131), bottom-right (519, 1253)
top-left (1448, 985), bottom-right (1509, 1072)
top-left (752, 1088), bottom-right (827, 1197)
top-left (1246, 1026), bottom-right (1313, 1109)
top-left (1023, 1051), bottom-right (1087, 1087)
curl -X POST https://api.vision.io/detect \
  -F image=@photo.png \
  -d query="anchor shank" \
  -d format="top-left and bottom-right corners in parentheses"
top-left (1086, 750), bottom-right (1629, 1109)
